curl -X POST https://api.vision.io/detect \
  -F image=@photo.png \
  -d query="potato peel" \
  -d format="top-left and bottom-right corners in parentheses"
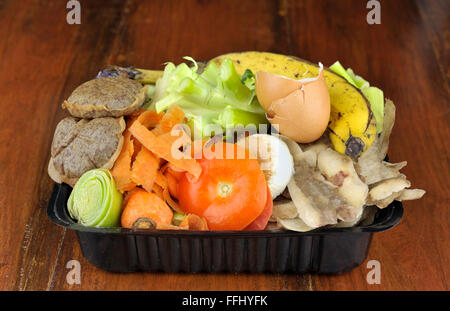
top-left (317, 148), bottom-right (368, 216)
top-left (277, 217), bottom-right (314, 232)
top-left (269, 200), bottom-right (298, 222)
top-left (396, 189), bottom-right (426, 201)
top-left (273, 99), bottom-right (425, 232)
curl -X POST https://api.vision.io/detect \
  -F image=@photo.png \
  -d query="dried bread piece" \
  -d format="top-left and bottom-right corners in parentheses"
top-left (48, 116), bottom-right (126, 186)
top-left (62, 76), bottom-right (147, 118)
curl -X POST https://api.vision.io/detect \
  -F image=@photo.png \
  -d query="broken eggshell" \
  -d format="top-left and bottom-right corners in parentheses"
top-left (237, 134), bottom-right (294, 199)
top-left (255, 63), bottom-right (331, 143)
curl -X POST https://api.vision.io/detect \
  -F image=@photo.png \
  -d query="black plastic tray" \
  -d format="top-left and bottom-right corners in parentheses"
top-left (47, 182), bottom-right (403, 274)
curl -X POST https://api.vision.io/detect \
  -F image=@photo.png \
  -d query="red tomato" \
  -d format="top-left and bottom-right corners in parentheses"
top-left (178, 143), bottom-right (268, 230)
top-left (245, 187), bottom-right (273, 230)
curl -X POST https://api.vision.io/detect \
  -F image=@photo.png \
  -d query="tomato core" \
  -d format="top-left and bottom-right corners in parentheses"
top-left (217, 182), bottom-right (233, 198)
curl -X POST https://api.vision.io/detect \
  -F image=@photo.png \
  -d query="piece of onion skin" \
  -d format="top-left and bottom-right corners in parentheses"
top-left (67, 169), bottom-right (123, 227)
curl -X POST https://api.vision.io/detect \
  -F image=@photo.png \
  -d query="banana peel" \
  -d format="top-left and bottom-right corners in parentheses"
top-left (96, 66), bottom-right (163, 84)
top-left (211, 51), bottom-right (377, 158)
top-left (134, 68), bottom-right (164, 84)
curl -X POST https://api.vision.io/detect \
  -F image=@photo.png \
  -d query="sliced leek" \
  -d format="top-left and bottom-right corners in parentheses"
top-left (67, 169), bottom-right (123, 227)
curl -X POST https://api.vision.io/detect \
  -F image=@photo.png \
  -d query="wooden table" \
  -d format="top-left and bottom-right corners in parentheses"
top-left (0, 0), bottom-right (448, 291)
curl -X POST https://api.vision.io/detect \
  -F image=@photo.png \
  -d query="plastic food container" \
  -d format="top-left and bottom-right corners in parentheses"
top-left (47, 182), bottom-right (403, 274)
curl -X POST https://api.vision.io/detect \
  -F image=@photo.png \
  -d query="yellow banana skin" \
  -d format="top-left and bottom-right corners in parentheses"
top-left (134, 68), bottom-right (164, 84)
top-left (329, 103), bottom-right (377, 157)
top-left (211, 51), bottom-right (376, 157)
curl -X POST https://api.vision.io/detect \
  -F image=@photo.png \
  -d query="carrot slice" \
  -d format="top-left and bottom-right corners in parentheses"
top-left (122, 186), bottom-right (141, 207)
top-left (153, 171), bottom-right (180, 212)
top-left (154, 214), bottom-right (208, 230)
top-left (163, 185), bottom-right (181, 213)
top-left (164, 170), bottom-right (179, 199)
top-left (128, 120), bottom-right (202, 180)
top-left (152, 183), bottom-right (164, 200)
top-left (161, 163), bottom-right (186, 180)
top-left (121, 189), bottom-right (173, 228)
top-left (157, 223), bottom-right (187, 230)
top-left (126, 109), bottom-right (146, 127)
top-left (110, 130), bottom-right (136, 192)
top-left (155, 171), bottom-right (168, 188)
top-left (130, 147), bottom-right (159, 193)
top-left (180, 214), bottom-right (209, 230)
top-left (157, 127), bottom-right (193, 151)
top-left (152, 105), bottom-right (186, 136)
top-left (131, 138), bottom-right (142, 163)
top-left (137, 110), bottom-right (162, 129)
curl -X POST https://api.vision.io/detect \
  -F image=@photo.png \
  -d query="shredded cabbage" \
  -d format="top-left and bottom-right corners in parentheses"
top-left (148, 57), bottom-right (267, 138)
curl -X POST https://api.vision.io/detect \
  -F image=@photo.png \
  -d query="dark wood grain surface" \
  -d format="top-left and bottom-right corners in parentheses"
top-left (0, 0), bottom-right (448, 291)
